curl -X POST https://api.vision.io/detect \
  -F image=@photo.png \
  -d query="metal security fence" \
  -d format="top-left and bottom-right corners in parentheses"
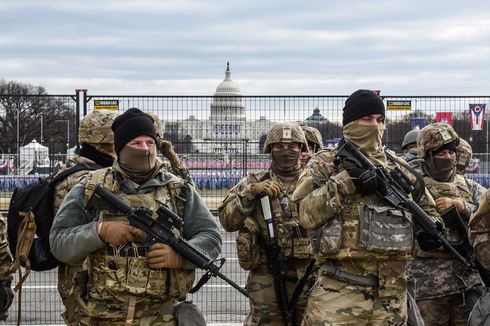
top-left (1, 92), bottom-right (490, 324)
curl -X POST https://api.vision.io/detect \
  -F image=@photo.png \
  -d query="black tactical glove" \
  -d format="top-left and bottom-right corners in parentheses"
top-left (346, 168), bottom-right (387, 196)
top-left (416, 232), bottom-right (443, 251)
top-left (0, 280), bottom-right (14, 320)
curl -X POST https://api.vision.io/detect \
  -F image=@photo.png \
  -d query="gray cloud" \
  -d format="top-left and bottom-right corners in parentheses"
top-left (1, 0), bottom-right (490, 95)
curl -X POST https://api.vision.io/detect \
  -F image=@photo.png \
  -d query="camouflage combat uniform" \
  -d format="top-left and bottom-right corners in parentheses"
top-left (0, 214), bottom-right (12, 283)
top-left (50, 162), bottom-right (221, 326)
top-left (148, 112), bottom-right (195, 187)
top-left (293, 147), bottom-right (439, 326)
top-left (53, 109), bottom-right (117, 324)
top-left (407, 123), bottom-right (484, 326)
top-left (469, 188), bottom-right (490, 270)
top-left (0, 213), bottom-right (13, 320)
top-left (219, 122), bottom-right (312, 326)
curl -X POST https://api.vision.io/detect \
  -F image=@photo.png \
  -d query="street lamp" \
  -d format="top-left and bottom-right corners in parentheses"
top-left (5, 108), bottom-right (20, 174)
top-left (55, 119), bottom-right (70, 153)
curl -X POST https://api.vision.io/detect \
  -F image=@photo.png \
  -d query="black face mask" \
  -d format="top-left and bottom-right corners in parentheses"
top-left (426, 155), bottom-right (456, 181)
top-left (271, 149), bottom-right (301, 177)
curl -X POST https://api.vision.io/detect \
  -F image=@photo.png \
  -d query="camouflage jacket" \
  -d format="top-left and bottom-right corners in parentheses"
top-left (218, 169), bottom-right (311, 260)
top-left (407, 163), bottom-right (483, 299)
top-left (50, 162), bottom-right (222, 318)
top-left (292, 148), bottom-right (440, 264)
top-left (53, 155), bottom-right (101, 214)
top-left (0, 214), bottom-right (12, 280)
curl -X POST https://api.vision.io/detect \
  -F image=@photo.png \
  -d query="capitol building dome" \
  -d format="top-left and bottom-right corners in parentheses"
top-left (214, 62), bottom-right (241, 96)
top-left (173, 62), bottom-right (272, 154)
top-left (210, 62), bottom-right (245, 121)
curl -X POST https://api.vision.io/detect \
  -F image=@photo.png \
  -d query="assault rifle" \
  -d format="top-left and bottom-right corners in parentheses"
top-left (440, 207), bottom-right (490, 286)
top-left (89, 184), bottom-right (249, 297)
top-left (335, 139), bottom-right (473, 269)
top-left (260, 195), bottom-right (290, 326)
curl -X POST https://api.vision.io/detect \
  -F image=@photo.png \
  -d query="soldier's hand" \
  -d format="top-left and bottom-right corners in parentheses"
top-left (159, 140), bottom-right (178, 161)
top-left (147, 243), bottom-right (183, 269)
top-left (97, 221), bottom-right (146, 246)
top-left (435, 197), bottom-right (464, 213)
top-left (249, 180), bottom-right (283, 199)
top-left (346, 168), bottom-right (386, 196)
top-left (0, 280), bottom-right (13, 320)
top-left (416, 232), bottom-right (442, 251)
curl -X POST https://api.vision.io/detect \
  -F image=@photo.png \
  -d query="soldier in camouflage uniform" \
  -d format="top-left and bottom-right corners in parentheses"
top-left (50, 108), bottom-right (221, 326)
top-left (0, 213), bottom-right (13, 320)
top-left (52, 109), bottom-right (118, 324)
top-left (147, 113), bottom-right (194, 187)
top-left (407, 123), bottom-right (485, 326)
top-left (469, 188), bottom-right (490, 270)
top-left (300, 125), bottom-right (323, 167)
top-left (292, 89), bottom-right (440, 325)
top-left (400, 129), bottom-right (420, 163)
top-left (219, 122), bottom-right (312, 326)
top-left (456, 138), bottom-right (473, 175)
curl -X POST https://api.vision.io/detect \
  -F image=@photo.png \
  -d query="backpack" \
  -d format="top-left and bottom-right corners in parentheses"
top-left (7, 163), bottom-right (101, 272)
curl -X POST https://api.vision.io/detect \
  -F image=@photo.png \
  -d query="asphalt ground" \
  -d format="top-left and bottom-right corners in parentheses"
top-left (3, 222), bottom-right (249, 325)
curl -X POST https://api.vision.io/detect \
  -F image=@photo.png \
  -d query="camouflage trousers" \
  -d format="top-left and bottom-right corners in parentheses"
top-left (58, 262), bottom-right (83, 324)
top-left (416, 293), bottom-right (471, 326)
top-left (244, 258), bottom-right (312, 326)
top-left (78, 313), bottom-right (175, 326)
top-left (76, 298), bottom-right (175, 326)
top-left (301, 259), bottom-right (408, 326)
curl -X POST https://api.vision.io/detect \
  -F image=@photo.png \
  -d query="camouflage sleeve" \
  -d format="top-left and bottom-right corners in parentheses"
top-left (415, 186), bottom-right (442, 225)
top-left (218, 177), bottom-right (256, 232)
top-left (465, 178), bottom-right (487, 215)
top-left (0, 215), bottom-right (12, 280)
top-left (168, 156), bottom-right (196, 189)
top-left (295, 151), bottom-right (355, 230)
top-left (469, 189), bottom-right (490, 247)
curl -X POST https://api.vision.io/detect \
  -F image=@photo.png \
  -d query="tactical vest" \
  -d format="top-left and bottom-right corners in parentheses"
top-left (308, 153), bottom-right (413, 263)
top-left (424, 172), bottom-right (473, 248)
top-left (235, 170), bottom-right (310, 270)
top-left (408, 170), bottom-right (482, 299)
top-left (82, 167), bottom-right (194, 318)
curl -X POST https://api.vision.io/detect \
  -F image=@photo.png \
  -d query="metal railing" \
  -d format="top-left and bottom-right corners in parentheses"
top-left (1, 92), bottom-right (490, 324)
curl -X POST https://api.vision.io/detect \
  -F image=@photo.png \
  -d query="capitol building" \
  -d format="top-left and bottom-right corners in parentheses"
top-left (164, 63), bottom-right (273, 154)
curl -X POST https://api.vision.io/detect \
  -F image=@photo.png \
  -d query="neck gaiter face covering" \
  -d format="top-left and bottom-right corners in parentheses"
top-left (271, 148), bottom-right (302, 177)
top-left (118, 145), bottom-right (157, 184)
top-left (343, 122), bottom-right (387, 166)
top-left (426, 154), bottom-right (456, 181)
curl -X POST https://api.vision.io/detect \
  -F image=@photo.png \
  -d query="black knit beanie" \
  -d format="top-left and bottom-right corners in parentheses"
top-left (112, 108), bottom-right (157, 154)
top-left (342, 89), bottom-right (385, 126)
top-left (433, 141), bottom-right (458, 155)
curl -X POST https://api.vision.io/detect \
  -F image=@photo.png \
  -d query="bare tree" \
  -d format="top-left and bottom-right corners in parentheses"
top-left (0, 80), bottom-right (76, 155)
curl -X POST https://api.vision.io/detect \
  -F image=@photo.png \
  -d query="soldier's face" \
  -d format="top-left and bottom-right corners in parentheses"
top-left (357, 114), bottom-right (385, 126)
top-left (433, 149), bottom-right (456, 160)
top-left (271, 142), bottom-right (301, 153)
top-left (127, 136), bottom-right (156, 150)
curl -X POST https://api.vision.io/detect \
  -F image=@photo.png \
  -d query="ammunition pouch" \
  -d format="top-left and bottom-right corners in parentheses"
top-left (308, 215), bottom-right (342, 255)
top-left (276, 221), bottom-right (310, 259)
top-left (358, 205), bottom-right (413, 253)
top-left (88, 246), bottom-right (194, 302)
top-left (69, 269), bottom-right (89, 325)
top-left (235, 217), bottom-right (261, 270)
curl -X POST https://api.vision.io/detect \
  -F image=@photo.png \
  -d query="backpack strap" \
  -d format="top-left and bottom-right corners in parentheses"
top-left (51, 163), bottom-right (102, 185)
top-left (10, 210), bottom-right (36, 289)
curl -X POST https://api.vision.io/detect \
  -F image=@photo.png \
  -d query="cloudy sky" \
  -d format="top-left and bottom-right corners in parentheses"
top-left (1, 0), bottom-right (490, 96)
